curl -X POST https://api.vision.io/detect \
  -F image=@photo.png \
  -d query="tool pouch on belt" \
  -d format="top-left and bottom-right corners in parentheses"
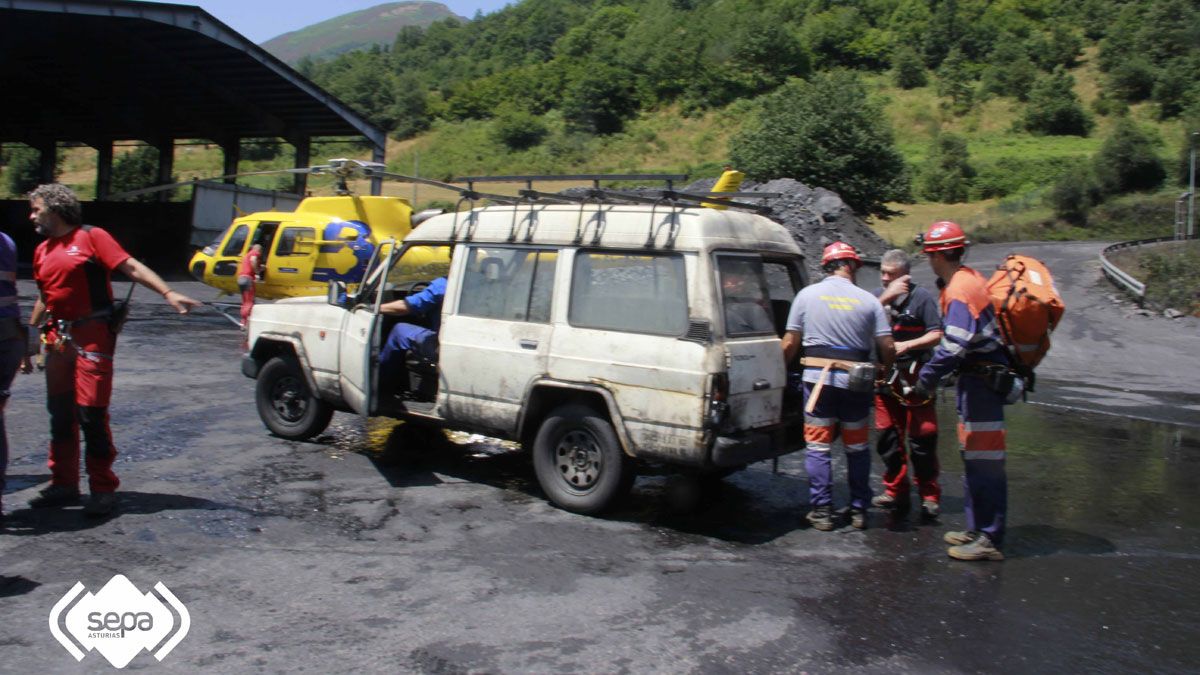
top-left (965, 363), bottom-right (1025, 404)
top-left (845, 362), bottom-right (877, 393)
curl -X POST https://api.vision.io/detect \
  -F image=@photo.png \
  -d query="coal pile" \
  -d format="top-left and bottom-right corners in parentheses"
top-left (684, 177), bottom-right (891, 280)
top-left (559, 178), bottom-right (891, 280)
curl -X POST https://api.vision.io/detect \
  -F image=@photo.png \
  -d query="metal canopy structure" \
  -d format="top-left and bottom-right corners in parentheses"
top-left (0, 0), bottom-right (386, 195)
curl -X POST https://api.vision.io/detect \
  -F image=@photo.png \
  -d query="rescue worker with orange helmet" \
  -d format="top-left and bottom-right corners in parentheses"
top-left (912, 221), bottom-right (1010, 561)
top-left (783, 242), bottom-right (895, 531)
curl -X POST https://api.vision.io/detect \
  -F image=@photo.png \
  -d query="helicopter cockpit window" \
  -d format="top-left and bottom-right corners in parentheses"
top-left (221, 225), bottom-right (249, 257)
top-left (385, 245), bottom-right (453, 290)
top-left (275, 228), bottom-right (315, 257)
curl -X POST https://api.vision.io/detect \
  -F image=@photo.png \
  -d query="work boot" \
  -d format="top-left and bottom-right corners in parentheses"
top-left (849, 507), bottom-right (868, 530)
top-left (921, 500), bottom-right (940, 520)
top-left (947, 533), bottom-right (1004, 561)
top-left (872, 493), bottom-right (897, 509)
top-left (84, 492), bottom-right (118, 517)
top-left (29, 485), bottom-right (82, 508)
top-left (807, 505), bottom-right (835, 531)
top-left (943, 530), bottom-right (980, 546)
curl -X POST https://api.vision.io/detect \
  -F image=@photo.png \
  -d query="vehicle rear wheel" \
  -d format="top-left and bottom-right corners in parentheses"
top-left (255, 356), bottom-right (334, 440)
top-left (532, 404), bottom-right (633, 515)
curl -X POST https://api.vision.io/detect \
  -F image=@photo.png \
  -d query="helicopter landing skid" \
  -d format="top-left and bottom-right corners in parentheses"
top-left (206, 302), bottom-right (244, 328)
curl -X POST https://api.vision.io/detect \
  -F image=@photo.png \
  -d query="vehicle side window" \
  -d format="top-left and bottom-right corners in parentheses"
top-left (717, 255), bottom-right (775, 337)
top-left (763, 259), bottom-right (803, 337)
top-left (275, 227), bottom-right (315, 256)
top-left (459, 247), bottom-right (557, 322)
top-left (570, 252), bottom-right (687, 335)
top-left (221, 224), bottom-right (249, 257)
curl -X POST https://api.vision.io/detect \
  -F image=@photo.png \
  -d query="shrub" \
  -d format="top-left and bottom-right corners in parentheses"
top-left (112, 145), bottom-right (174, 202)
top-left (916, 134), bottom-right (975, 203)
top-left (1047, 166), bottom-right (1101, 225)
top-left (1093, 118), bottom-right (1166, 194)
top-left (3, 145), bottom-right (45, 196)
top-left (1022, 67), bottom-right (1093, 136)
top-left (489, 107), bottom-right (549, 150)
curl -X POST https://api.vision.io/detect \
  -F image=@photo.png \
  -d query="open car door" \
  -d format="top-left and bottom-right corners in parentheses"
top-left (338, 239), bottom-right (396, 417)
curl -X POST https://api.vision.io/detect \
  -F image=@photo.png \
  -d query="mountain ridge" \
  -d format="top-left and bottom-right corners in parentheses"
top-left (261, 1), bottom-right (464, 64)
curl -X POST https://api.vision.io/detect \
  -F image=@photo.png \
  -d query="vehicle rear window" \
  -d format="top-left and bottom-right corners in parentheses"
top-left (718, 255), bottom-right (802, 337)
top-left (569, 252), bottom-right (687, 335)
top-left (717, 256), bottom-right (776, 336)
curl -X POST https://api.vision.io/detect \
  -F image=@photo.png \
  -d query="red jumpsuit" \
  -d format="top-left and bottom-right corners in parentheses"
top-left (237, 248), bottom-right (261, 327)
top-left (33, 226), bottom-right (131, 494)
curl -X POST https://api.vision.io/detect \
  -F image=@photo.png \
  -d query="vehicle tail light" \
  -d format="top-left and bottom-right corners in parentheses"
top-left (707, 372), bottom-right (730, 429)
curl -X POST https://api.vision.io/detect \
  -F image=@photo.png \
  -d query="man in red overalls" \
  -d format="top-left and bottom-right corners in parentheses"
top-left (237, 243), bottom-right (263, 329)
top-left (24, 184), bottom-right (200, 516)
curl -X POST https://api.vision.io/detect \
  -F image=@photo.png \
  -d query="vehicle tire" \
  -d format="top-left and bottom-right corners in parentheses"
top-left (255, 356), bottom-right (334, 440)
top-left (532, 404), bottom-right (633, 515)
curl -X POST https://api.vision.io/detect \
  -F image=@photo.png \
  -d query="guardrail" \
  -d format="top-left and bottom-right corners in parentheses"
top-left (1099, 235), bottom-right (1195, 304)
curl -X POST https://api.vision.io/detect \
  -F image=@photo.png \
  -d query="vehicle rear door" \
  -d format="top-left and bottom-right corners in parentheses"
top-left (714, 253), bottom-right (803, 431)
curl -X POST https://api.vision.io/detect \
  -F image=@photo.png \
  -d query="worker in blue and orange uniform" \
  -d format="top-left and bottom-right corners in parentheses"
top-left (783, 242), bottom-right (895, 531)
top-left (24, 184), bottom-right (200, 517)
top-left (912, 221), bottom-right (1010, 561)
top-left (872, 249), bottom-right (944, 519)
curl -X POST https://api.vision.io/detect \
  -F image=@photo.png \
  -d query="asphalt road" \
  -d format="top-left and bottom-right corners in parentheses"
top-left (1, 242), bottom-right (1198, 673)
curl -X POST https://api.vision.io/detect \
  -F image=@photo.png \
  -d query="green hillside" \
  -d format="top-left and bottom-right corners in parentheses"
top-left (7, 0), bottom-right (1196, 245)
top-left (261, 2), bottom-right (462, 65)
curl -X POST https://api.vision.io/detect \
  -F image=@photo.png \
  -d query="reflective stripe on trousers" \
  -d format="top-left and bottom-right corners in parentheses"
top-left (956, 374), bottom-right (1007, 546)
top-left (802, 381), bottom-right (873, 510)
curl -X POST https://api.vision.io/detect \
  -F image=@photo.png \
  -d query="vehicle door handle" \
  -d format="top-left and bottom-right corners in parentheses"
top-left (753, 379), bottom-right (771, 391)
top-left (519, 339), bottom-right (538, 350)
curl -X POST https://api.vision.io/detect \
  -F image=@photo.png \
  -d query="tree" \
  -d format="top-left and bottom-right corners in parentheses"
top-left (560, 63), bottom-right (640, 135)
top-left (917, 134), bottom-right (975, 203)
top-left (1093, 118), bottom-right (1166, 195)
top-left (729, 71), bottom-right (912, 219)
top-left (3, 145), bottom-right (44, 196)
top-left (112, 145), bottom-right (173, 202)
top-left (891, 44), bottom-right (927, 89)
top-left (1022, 67), bottom-right (1093, 136)
top-left (936, 47), bottom-right (974, 116)
top-left (979, 41), bottom-right (1037, 101)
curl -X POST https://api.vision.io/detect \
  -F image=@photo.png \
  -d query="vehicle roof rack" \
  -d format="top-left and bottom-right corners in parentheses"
top-left (451, 174), bottom-right (779, 215)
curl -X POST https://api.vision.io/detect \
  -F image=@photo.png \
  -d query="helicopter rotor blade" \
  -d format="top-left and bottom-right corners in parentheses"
top-left (372, 171), bottom-right (519, 204)
top-left (107, 167), bottom-right (320, 200)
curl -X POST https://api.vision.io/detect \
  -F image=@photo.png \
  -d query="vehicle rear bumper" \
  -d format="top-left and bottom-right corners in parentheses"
top-left (710, 428), bottom-right (797, 467)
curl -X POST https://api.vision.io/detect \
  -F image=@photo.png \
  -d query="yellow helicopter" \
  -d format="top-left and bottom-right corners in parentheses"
top-left (114, 158), bottom-right (513, 300)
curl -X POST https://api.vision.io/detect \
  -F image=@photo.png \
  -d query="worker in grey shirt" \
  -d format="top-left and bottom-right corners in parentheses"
top-left (783, 242), bottom-right (894, 531)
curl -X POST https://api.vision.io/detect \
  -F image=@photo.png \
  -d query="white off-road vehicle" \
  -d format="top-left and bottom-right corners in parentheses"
top-left (244, 199), bottom-right (808, 513)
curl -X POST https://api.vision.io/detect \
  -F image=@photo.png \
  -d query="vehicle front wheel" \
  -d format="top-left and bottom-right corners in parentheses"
top-left (532, 404), bottom-right (633, 515)
top-left (255, 356), bottom-right (334, 440)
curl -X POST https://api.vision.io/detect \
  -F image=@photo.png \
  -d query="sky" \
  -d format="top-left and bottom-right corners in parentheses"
top-left (148, 1), bottom-right (515, 44)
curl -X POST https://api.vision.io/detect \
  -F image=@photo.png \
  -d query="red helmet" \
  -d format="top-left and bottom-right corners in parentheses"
top-left (920, 221), bottom-right (968, 253)
top-left (821, 241), bottom-right (861, 266)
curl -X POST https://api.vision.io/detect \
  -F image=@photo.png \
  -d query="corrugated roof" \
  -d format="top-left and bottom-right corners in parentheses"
top-left (0, 0), bottom-right (384, 146)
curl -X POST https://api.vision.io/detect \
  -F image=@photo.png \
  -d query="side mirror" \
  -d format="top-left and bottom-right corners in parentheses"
top-left (327, 280), bottom-right (347, 306)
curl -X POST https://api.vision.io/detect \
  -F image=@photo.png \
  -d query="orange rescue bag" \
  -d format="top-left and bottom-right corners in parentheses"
top-left (986, 255), bottom-right (1065, 390)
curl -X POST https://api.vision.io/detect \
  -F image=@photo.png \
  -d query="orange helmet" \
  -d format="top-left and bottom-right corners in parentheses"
top-left (919, 221), bottom-right (968, 253)
top-left (821, 241), bottom-right (861, 266)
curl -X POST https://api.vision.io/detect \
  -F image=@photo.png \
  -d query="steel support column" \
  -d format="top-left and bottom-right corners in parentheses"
top-left (94, 140), bottom-right (113, 200)
top-left (293, 136), bottom-right (310, 196)
top-left (222, 140), bottom-right (240, 184)
top-left (155, 139), bottom-right (174, 203)
top-left (371, 143), bottom-right (385, 196)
